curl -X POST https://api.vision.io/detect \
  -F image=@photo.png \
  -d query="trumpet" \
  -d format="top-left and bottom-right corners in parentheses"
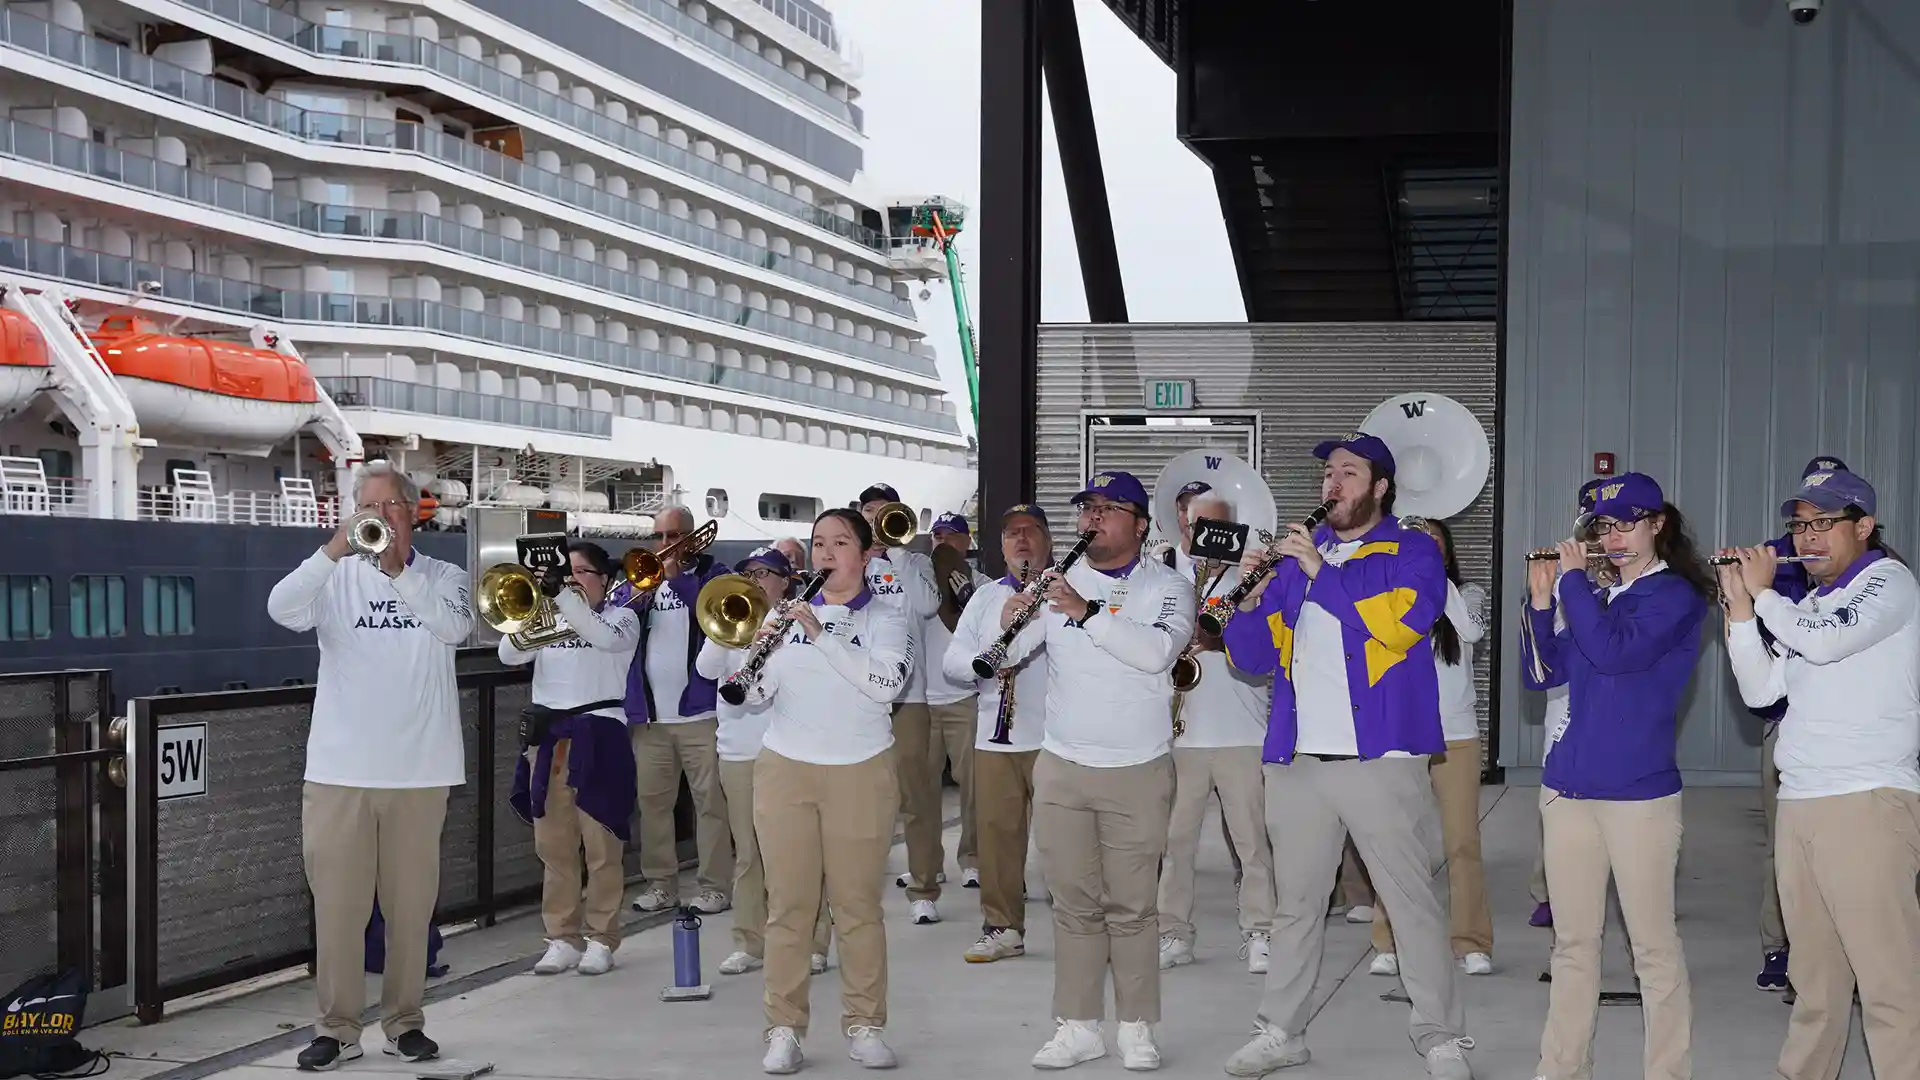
top-left (345, 510), bottom-right (393, 563)
top-left (870, 500), bottom-right (918, 548)
top-left (1524, 544), bottom-right (1630, 562)
top-left (718, 571), bottom-right (830, 706)
top-left (622, 518), bottom-right (719, 595)
top-left (1707, 554), bottom-right (1826, 565)
top-left (1196, 499), bottom-right (1339, 637)
top-left (971, 528), bottom-right (1098, 679)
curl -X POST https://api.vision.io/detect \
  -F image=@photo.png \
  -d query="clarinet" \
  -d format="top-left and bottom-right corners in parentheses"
top-left (1196, 499), bottom-right (1338, 637)
top-left (985, 562), bottom-right (1034, 746)
top-left (971, 528), bottom-right (1098, 679)
top-left (718, 571), bottom-right (829, 706)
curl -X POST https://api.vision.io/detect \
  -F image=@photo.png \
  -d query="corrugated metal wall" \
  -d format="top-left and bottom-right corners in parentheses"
top-left (1035, 324), bottom-right (1498, 752)
top-left (1501, 0), bottom-right (1920, 775)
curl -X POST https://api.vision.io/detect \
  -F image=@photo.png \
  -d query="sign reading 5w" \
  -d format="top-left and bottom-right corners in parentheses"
top-left (157, 723), bottom-right (208, 801)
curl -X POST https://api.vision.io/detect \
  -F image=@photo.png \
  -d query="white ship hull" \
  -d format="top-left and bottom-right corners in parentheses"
top-left (0, 366), bottom-right (45, 418)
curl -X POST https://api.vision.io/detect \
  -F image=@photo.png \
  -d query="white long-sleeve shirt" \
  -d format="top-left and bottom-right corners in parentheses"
top-left (1726, 553), bottom-right (1920, 800)
top-left (752, 589), bottom-right (914, 765)
top-left (942, 577), bottom-right (1049, 753)
top-left (497, 589), bottom-right (638, 722)
top-left (1000, 554), bottom-right (1196, 767)
top-left (267, 547), bottom-right (472, 788)
top-left (867, 548), bottom-right (941, 705)
top-left (925, 567), bottom-right (993, 706)
top-left (695, 638), bottom-right (778, 761)
top-left (1167, 557), bottom-right (1268, 749)
top-left (1438, 581), bottom-right (1488, 742)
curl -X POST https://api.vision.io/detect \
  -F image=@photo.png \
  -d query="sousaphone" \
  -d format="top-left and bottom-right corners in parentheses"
top-left (1359, 391), bottom-right (1491, 521)
top-left (1148, 449), bottom-right (1278, 551)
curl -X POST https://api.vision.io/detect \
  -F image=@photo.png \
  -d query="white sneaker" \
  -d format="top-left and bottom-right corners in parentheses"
top-left (720, 951), bottom-right (764, 975)
top-left (1117, 1021), bottom-right (1160, 1071)
top-left (533, 939), bottom-right (581, 975)
top-left (1158, 935), bottom-right (1193, 970)
top-left (631, 886), bottom-right (674, 913)
top-left (1224, 1023), bottom-right (1309, 1076)
top-left (1345, 905), bottom-right (1375, 924)
top-left (964, 928), bottom-right (1025, 963)
top-left (845, 1025), bottom-right (897, 1069)
top-left (1242, 932), bottom-right (1271, 974)
top-left (577, 940), bottom-right (614, 976)
top-left (895, 871), bottom-right (946, 887)
top-left (690, 890), bottom-right (732, 914)
top-left (1370, 952), bottom-right (1400, 976)
top-left (961, 867), bottom-right (981, 888)
top-left (1424, 1036), bottom-right (1475, 1079)
top-left (1460, 952), bottom-right (1493, 976)
top-left (1032, 1019), bottom-right (1106, 1069)
top-left (810, 952), bottom-right (829, 974)
top-left (910, 899), bottom-right (940, 924)
top-left (762, 1027), bottom-right (803, 1074)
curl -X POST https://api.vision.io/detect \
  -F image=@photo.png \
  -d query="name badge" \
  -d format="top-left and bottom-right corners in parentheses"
top-left (1103, 581), bottom-right (1130, 615)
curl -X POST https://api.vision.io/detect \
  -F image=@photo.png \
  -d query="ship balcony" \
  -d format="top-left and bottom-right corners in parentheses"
top-left (34, 0), bottom-right (883, 253)
top-left (318, 375), bottom-right (614, 438)
top-left (0, 234), bottom-right (964, 439)
top-left (0, 457), bottom-right (343, 526)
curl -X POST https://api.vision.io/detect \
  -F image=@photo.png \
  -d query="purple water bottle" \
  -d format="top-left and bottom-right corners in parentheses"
top-left (660, 906), bottom-right (710, 1001)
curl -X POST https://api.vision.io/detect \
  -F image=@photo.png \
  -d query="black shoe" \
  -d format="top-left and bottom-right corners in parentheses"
top-left (383, 1030), bottom-right (439, 1062)
top-left (297, 1037), bottom-right (363, 1072)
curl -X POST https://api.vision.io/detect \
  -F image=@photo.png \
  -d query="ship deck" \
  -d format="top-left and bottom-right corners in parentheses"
top-left (85, 783), bottom-right (1871, 1080)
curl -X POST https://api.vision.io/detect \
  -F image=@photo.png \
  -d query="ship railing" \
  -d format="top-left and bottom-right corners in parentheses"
top-left (0, 461), bottom-right (91, 517)
top-left (133, 486), bottom-right (343, 528)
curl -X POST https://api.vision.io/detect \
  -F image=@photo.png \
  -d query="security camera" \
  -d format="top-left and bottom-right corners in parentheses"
top-left (1788, 0), bottom-right (1821, 25)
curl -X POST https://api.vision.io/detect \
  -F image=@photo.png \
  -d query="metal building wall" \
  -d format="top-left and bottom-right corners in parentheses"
top-left (1500, 0), bottom-right (1920, 777)
top-left (1035, 324), bottom-right (1498, 752)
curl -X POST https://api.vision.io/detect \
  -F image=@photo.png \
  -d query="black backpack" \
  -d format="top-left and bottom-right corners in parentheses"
top-left (0, 969), bottom-right (109, 1079)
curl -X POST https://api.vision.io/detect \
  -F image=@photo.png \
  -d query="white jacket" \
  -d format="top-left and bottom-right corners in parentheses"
top-left (751, 588), bottom-right (914, 765)
top-left (497, 589), bottom-right (639, 723)
top-left (267, 548), bottom-right (472, 788)
top-left (942, 576), bottom-right (1049, 752)
top-left (867, 548), bottom-right (940, 704)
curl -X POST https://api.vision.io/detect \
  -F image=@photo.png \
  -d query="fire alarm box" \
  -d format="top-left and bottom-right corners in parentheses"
top-left (1593, 453), bottom-right (1616, 476)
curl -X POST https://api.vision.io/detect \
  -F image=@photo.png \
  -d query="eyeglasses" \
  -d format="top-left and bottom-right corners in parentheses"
top-left (742, 568), bottom-right (784, 582)
top-left (1588, 516), bottom-right (1649, 536)
top-left (1784, 516), bottom-right (1850, 535)
top-left (357, 498), bottom-right (407, 514)
top-left (1076, 501), bottom-right (1136, 519)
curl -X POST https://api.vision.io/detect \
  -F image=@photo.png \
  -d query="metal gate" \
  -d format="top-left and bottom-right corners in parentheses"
top-left (0, 670), bottom-right (128, 1021)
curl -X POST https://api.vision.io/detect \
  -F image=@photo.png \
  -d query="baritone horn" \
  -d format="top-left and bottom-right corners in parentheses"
top-left (476, 533), bottom-right (583, 650)
top-left (695, 573), bottom-right (771, 650)
top-left (345, 510), bottom-right (393, 562)
top-left (872, 500), bottom-right (918, 548)
top-left (623, 518), bottom-right (719, 593)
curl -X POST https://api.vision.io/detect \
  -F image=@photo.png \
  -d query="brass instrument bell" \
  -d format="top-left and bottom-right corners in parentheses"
top-left (624, 518), bottom-right (720, 592)
top-left (695, 573), bottom-right (770, 650)
top-left (346, 510), bottom-right (393, 561)
top-left (477, 533), bottom-right (582, 649)
top-left (871, 500), bottom-right (918, 548)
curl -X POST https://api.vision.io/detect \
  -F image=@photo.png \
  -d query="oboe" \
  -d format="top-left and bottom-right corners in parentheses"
top-left (1196, 499), bottom-right (1338, 637)
top-left (972, 528), bottom-right (1098, 679)
top-left (718, 571), bottom-right (828, 705)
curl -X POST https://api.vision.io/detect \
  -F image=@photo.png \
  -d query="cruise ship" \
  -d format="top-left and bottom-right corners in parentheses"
top-left (0, 0), bottom-right (976, 695)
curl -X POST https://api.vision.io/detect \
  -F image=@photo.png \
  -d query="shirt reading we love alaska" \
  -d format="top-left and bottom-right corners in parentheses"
top-left (267, 547), bottom-right (473, 789)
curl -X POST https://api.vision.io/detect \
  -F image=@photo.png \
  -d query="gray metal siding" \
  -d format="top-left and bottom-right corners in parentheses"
top-left (1035, 324), bottom-right (1497, 755)
top-left (1501, 0), bottom-right (1920, 774)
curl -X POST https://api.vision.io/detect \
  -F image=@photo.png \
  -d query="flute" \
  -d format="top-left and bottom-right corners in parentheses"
top-left (1523, 545), bottom-right (1631, 562)
top-left (1707, 554), bottom-right (1826, 565)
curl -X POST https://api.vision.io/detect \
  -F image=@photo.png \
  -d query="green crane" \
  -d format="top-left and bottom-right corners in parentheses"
top-left (889, 197), bottom-right (978, 430)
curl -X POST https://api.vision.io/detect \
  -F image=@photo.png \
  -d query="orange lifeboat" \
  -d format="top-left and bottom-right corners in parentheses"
top-left (87, 315), bottom-right (319, 444)
top-left (0, 307), bottom-right (51, 417)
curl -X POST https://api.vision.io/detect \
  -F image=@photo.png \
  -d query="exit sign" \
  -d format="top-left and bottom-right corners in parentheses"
top-left (1145, 379), bottom-right (1196, 410)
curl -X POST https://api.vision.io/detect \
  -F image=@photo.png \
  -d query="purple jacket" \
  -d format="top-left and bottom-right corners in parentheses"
top-left (1221, 516), bottom-right (1448, 764)
top-left (509, 710), bottom-right (636, 841)
top-left (618, 553), bottom-right (730, 723)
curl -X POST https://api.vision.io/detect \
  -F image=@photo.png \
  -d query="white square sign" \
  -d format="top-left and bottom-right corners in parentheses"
top-left (157, 723), bottom-right (208, 801)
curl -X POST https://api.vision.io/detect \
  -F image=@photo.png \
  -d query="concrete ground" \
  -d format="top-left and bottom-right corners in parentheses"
top-left (87, 782), bottom-right (1878, 1080)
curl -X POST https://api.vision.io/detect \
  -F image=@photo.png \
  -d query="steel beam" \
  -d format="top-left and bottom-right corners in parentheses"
top-left (978, 0), bottom-right (1045, 575)
top-left (1041, 0), bottom-right (1128, 323)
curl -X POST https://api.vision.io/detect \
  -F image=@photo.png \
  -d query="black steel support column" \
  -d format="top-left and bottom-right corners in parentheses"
top-left (1040, 0), bottom-right (1127, 323)
top-left (979, 0), bottom-right (1044, 576)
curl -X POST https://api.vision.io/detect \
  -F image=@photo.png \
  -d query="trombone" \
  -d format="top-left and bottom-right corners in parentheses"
top-left (621, 519), bottom-right (719, 595)
top-left (870, 500), bottom-right (918, 548)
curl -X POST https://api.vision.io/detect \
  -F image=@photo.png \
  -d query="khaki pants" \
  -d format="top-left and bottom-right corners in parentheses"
top-left (928, 698), bottom-right (979, 869)
top-left (1760, 725), bottom-right (1787, 952)
top-left (891, 702), bottom-right (945, 901)
top-left (1537, 787), bottom-right (1690, 1080)
top-left (1774, 788), bottom-right (1920, 1080)
top-left (1034, 751), bottom-right (1174, 1022)
top-left (1373, 738), bottom-right (1493, 957)
top-left (973, 747), bottom-right (1039, 932)
top-left (1261, 755), bottom-right (1463, 1055)
top-left (1158, 746), bottom-right (1274, 942)
top-left (529, 744), bottom-right (625, 950)
top-left (717, 757), bottom-right (831, 959)
top-left (631, 718), bottom-right (732, 898)
top-left (755, 747), bottom-right (900, 1037)
top-left (302, 782), bottom-right (449, 1042)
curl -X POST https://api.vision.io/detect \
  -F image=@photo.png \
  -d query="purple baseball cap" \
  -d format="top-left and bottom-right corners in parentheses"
top-left (1312, 431), bottom-right (1396, 478)
top-left (1780, 469), bottom-right (1876, 518)
top-left (735, 545), bottom-right (792, 577)
top-left (1071, 470), bottom-right (1150, 513)
top-left (1577, 478), bottom-right (1606, 514)
top-left (932, 512), bottom-right (969, 536)
top-left (1002, 503), bottom-right (1050, 531)
top-left (1579, 472), bottom-right (1665, 526)
top-left (1803, 455), bottom-right (1848, 479)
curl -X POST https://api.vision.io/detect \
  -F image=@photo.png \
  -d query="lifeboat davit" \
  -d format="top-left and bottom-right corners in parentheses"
top-left (87, 315), bottom-right (318, 444)
top-left (0, 307), bottom-right (51, 417)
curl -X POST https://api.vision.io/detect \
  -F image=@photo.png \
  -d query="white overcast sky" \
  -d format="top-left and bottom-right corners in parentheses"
top-left (824, 0), bottom-right (1245, 437)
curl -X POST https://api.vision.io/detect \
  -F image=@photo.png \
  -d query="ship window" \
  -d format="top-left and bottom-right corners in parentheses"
top-left (143, 576), bottom-right (196, 637)
top-left (1, 576), bottom-right (52, 641)
top-left (757, 493), bottom-right (819, 523)
top-left (69, 575), bottom-right (126, 639)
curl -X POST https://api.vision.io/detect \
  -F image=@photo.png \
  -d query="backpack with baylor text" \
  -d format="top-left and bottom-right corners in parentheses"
top-left (0, 968), bottom-right (110, 1079)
